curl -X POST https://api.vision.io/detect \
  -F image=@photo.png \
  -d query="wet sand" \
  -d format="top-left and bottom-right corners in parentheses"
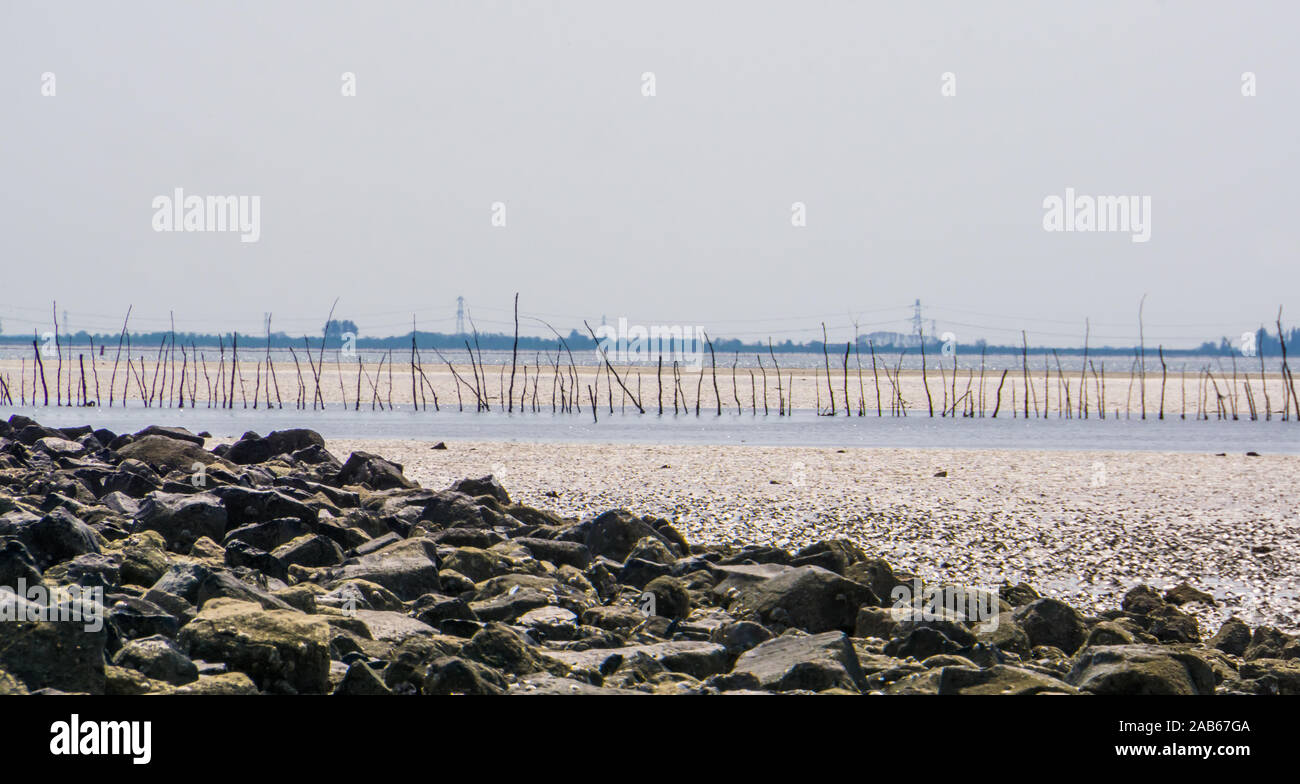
top-left (2, 357), bottom-right (1293, 419)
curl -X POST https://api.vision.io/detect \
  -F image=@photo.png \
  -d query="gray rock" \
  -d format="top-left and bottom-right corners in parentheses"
top-left (509, 673), bottom-right (642, 695)
top-left (272, 534), bottom-right (344, 569)
top-left (513, 537), bottom-right (591, 569)
top-left (727, 565), bottom-right (878, 634)
top-left (460, 622), bottom-right (562, 676)
top-left (626, 535), bottom-right (676, 566)
top-left (1165, 582), bottom-right (1217, 606)
top-left (179, 598), bottom-right (331, 694)
top-left (112, 634), bottom-right (198, 685)
top-left (210, 486), bottom-right (318, 528)
top-left (108, 596), bottom-right (181, 640)
top-left (134, 492), bottom-right (227, 552)
top-left (319, 538), bottom-right (441, 600)
top-left (117, 435), bottom-right (226, 475)
top-left (450, 475), bottom-right (511, 504)
top-left (36, 437), bottom-right (87, 459)
top-left (0, 539), bottom-right (44, 590)
top-left (791, 539), bottom-right (868, 575)
top-left (1209, 617), bottom-right (1252, 657)
top-left (1120, 584), bottom-right (1166, 615)
top-left (1067, 644), bottom-right (1215, 695)
top-left (887, 664), bottom-right (1077, 695)
top-left (0, 592), bottom-right (108, 694)
top-left (423, 656), bottom-right (509, 695)
top-left (336, 451), bottom-right (417, 491)
top-left (333, 661), bottom-right (393, 695)
top-left (100, 491), bottom-right (140, 517)
top-left (223, 517), bottom-right (312, 551)
top-left (547, 641), bottom-right (730, 680)
top-left (265, 429), bottom-right (326, 456)
top-left (884, 626), bottom-right (967, 660)
top-left (1238, 659), bottom-right (1300, 695)
top-left (17, 507), bottom-right (102, 569)
top-left (469, 587), bottom-right (550, 623)
top-left (1013, 598), bottom-right (1087, 655)
top-left (195, 569), bottom-right (295, 611)
top-left (132, 426), bottom-right (205, 446)
top-left (732, 631), bottom-right (867, 693)
top-left (710, 620), bottom-right (773, 657)
top-left (347, 609), bottom-right (438, 643)
top-left (578, 509), bottom-right (678, 562)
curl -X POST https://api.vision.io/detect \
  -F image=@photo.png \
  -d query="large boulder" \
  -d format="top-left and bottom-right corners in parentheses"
top-left (336, 451), bottom-right (417, 490)
top-left (107, 596), bottom-right (182, 640)
top-left (643, 575), bottom-right (693, 620)
top-left (194, 570), bottom-right (296, 611)
top-left (791, 539), bottom-right (868, 574)
top-left (1067, 644), bottom-right (1215, 695)
top-left (315, 538), bottom-right (441, 600)
top-left (576, 510), bottom-right (678, 562)
top-left (0, 539), bottom-right (44, 590)
top-left (88, 461), bottom-right (163, 499)
top-left (459, 622), bottom-right (563, 676)
top-left (224, 430), bottom-right (326, 464)
top-left (112, 634), bottom-right (198, 685)
top-left (1120, 585), bottom-right (1166, 615)
top-left (210, 486), bottom-right (318, 528)
top-left (267, 429), bottom-right (326, 457)
top-left (116, 435), bottom-right (227, 475)
top-left (513, 537), bottom-right (591, 569)
top-left (423, 656), bottom-right (509, 695)
top-left (179, 598), bottom-right (331, 694)
top-left (271, 534), bottom-right (344, 570)
top-left (1208, 617), bottom-right (1252, 657)
top-left (547, 641), bottom-right (730, 680)
top-left (334, 662), bottom-right (394, 695)
top-left (225, 434), bottom-right (275, 465)
top-left (35, 437), bottom-right (87, 459)
top-left (13, 507), bottom-right (102, 570)
top-left (1013, 598), bottom-right (1087, 655)
top-left (731, 631), bottom-right (867, 693)
top-left (887, 665), bottom-right (1077, 695)
top-left (451, 475), bottom-right (510, 504)
top-left (0, 591), bottom-right (108, 694)
top-left (132, 426), bottom-right (205, 446)
top-left (223, 517), bottom-right (312, 552)
top-left (134, 492), bottom-right (227, 552)
top-left (111, 531), bottom-right (170, 587)
top-left (1238, 659), bottom-right (1300, 695)
top-left (727, 565), bottom-right (878, 633)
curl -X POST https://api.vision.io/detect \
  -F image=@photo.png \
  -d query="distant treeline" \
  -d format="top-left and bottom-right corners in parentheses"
top-left (1, 326), bottom-right (1296, 357)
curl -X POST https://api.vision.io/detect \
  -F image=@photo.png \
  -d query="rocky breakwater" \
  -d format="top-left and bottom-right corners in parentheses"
top-left (0, 414), bottom-right (1296, 695)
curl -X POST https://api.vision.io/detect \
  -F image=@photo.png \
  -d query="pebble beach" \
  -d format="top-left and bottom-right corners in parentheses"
top-left (330, 438), bottom-right (1300, 633)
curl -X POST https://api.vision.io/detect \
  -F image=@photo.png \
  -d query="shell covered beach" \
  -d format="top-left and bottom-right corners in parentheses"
top-left (328, 438), bottom-right (1300, 633)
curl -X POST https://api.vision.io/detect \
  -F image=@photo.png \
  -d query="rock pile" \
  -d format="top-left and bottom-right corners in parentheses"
top-left (0, 415), bottom-right (1295, 695)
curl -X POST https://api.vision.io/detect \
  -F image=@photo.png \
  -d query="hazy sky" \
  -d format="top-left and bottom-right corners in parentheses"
top-left (3, 1), bottom-right (1297, 348)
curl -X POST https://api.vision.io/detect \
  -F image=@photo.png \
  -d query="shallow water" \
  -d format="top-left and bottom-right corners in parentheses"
top-left (2, 346), bottom-right (1285, 373)
top-left (4, 405), bottom-right (1296, 454)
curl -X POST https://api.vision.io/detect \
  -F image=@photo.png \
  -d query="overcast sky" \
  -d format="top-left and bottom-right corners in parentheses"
top-left (2, 1), bottom-right (1297, 348)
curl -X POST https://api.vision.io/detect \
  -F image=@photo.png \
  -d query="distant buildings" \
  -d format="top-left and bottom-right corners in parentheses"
top-left (860, 330), bottom-right (924, 349)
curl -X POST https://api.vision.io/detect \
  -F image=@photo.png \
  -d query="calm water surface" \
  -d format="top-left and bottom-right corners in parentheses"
top-left (4, 405), bottom-right (1297, 454)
